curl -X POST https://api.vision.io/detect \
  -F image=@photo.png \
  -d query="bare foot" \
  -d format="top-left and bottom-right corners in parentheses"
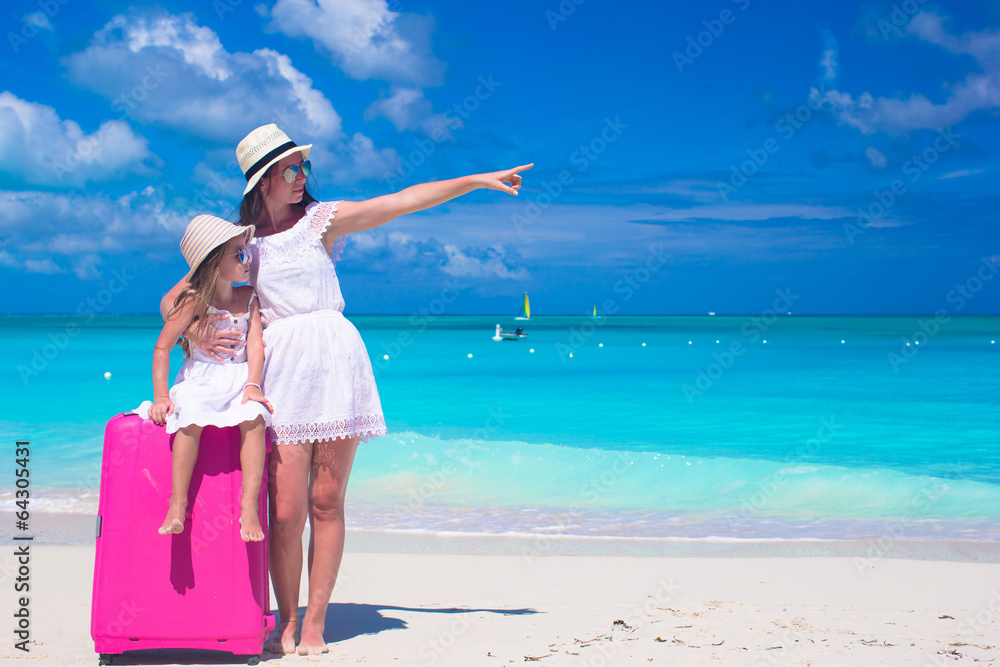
top-left (158, 502), bottom-right (186, 535)
top-left (296, 622), bottom-right (329, 655)
top-left (239, 507), bottom-right (264, 542)
top-left (264, 619), bottom-right (298, 654)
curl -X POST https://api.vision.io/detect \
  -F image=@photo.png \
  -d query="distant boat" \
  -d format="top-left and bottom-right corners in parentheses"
top-left (493, 324), bottom-right (527, 341)
top-left (515, 293), bottom-right (531, 320)
top-left (592, 304), bottom-right (598, 318)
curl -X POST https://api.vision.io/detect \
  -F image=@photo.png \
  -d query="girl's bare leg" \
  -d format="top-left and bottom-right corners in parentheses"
top-left (158, 425), bottom-right (203, 535)
top-left (265, 440), bottom-right (312, 654)
top-left (297, 436), bottom-right (359, 655)
top-left (238, 417), bottom-right (267, 542)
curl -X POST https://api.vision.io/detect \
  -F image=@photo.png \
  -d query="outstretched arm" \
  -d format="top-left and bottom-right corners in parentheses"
top-left (324, 163), bottom-right (533, 251)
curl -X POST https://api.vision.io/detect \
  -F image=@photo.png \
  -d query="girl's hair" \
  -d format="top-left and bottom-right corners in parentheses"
top-left (168, 244), bottom-right (228, 357)
top-left (238, 162), bottom-right (317, 228)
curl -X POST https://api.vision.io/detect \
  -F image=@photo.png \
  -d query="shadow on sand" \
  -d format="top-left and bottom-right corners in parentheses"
top-left (315, 601), bottom-right (539, 643)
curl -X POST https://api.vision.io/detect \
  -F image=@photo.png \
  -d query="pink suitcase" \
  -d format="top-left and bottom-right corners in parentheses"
top-left (91, 412), bottom-right (274, 664)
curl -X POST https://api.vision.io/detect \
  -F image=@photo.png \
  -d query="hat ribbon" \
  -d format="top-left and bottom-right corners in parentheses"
top-left (245, 140), bottom-right (297, 182)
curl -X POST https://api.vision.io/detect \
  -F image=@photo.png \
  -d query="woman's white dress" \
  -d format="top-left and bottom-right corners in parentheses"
top-left (250, 201), bottom-right (387, 445)
top-left (165, 292), bottom-right (272, 434)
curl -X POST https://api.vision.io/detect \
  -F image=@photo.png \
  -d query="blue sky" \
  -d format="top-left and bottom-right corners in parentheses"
top-left (1, 0), bottom-right (998, 315)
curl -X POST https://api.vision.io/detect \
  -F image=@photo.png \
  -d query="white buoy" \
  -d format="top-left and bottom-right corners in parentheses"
top-left (383, 354), bottom-right (389, 360)
top-left (915, 341), bottom-right (920, 345)
top-left (688, 341), bottom-right (692, 345)
top-left (992, 340), bottom-right (996, 344)
top-left (841, 340), bottom-right (845, 344)
top-left (103, 371), bottom-right (112, 379)
top-left (569, 352), bottom-right (574, 358)
top-left (599, 343), bottom-right (603, 347)
top-left (715, 340), bottom-right (720, 344)
top-left (529, 348), bottom-right (535, 353)
top-left (763, 340), bottom-right (767, 344)
top-left (467, 353), bottom-right (473, 358)
top-left (641, 343), bottom-right (646, 347)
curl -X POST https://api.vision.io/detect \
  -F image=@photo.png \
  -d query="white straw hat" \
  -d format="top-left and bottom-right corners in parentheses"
top-left (236, 124), bottom-right (312, 196)
top-left (180, 215), bottom-right (255, 282)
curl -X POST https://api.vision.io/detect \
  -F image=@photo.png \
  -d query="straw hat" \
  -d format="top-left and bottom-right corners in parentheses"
top-left (236, 124), bottom-right (312, 196)
top-left (179, 214), bottom-right (255, 281)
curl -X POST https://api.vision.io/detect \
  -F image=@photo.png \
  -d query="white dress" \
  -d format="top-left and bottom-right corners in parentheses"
top-left (250, 201), bottom-right (387, 445)
top-left (165, 292), bottom-right (272, 434)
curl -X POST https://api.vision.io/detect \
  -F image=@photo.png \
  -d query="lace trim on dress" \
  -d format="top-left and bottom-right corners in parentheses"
top-left (308, 200), bottom-right (347, 264)
top-left (253, 201), bottom-right (346, 266)
top-left (268, 413), bottom-right (387, 445)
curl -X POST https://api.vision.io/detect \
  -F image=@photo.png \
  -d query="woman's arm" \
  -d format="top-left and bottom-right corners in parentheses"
top-left (149, 299), bottom-right (195, 425)
top-left (160, 278), bottom-right (241, 361)
top-left (324, 163), bottom-right (533, 252)
top-left (241, 295), bottom-right (274, 414)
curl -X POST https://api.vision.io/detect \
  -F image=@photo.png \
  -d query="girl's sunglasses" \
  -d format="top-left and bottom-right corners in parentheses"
top-left (283, 160), bottom-right (312, 183)
top-left (227, 247), bottom-right (251, 264)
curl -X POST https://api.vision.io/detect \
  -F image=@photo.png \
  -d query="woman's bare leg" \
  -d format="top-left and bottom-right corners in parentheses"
top-left (296, 436), bottom-right (359, 655)
top-left (237, 417), bottom-right (267, 542)
top-left (158, 425), bottom-right (202, 535)
top-left (265, 440), bottom-right (312, 654)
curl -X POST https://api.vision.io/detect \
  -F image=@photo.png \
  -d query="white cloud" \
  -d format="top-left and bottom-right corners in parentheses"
top-left (343, 227), bottom-right (529, 282)
top-left (0, 187), bottom-right (188, 277)
top-left (820, 30), bottom-right (838, 82)
top-left (440, 244), bottom-right (529, 280)
top-left (865, 146), bottom-right (887, 168)
top-left (63, 8), bottom-right (399, 183)
top-left (64, 10), bottom-right (341, 142)
top-left (640, 202), bottom-right (852, 223)
top-left (104, 11), bottom-right (231, 80)
top-left (24, 12), bottom-right (52, 31)
top-left (266, 0), bottom-right (445, 87)
top-left (326, 132), bottom-right (399, 183)
top-left (575, 179), bottom-right (724, 203)
top-left (23, 258), bottom-right (65, 274)
top-left (0, 92), bottom-right (154, 188)
top-left (938, 168), bottom-right (985, 179)
top-left (817, 12), bottom-right (1000, 134)
top-left (364, 87), bottom-right (456, 138)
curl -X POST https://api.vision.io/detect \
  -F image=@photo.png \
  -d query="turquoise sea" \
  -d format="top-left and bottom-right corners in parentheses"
top-left (2, 314), bottom-right (999, 543)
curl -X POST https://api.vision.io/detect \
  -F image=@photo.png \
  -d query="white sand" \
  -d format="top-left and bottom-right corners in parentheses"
top-left (1, 525), bottom-right (998, 666)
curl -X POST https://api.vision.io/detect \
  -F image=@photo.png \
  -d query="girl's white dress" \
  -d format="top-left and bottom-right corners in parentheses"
top-left (165, 292), bottom-right (272, 433)
top-left (250, 201), bottom-right (387, 445)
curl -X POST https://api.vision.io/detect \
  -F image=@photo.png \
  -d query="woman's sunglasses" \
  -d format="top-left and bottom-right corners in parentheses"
top-left (227, 247), bottom-right (251, 264)
top-left (283, 160), bottom-right (312, 183)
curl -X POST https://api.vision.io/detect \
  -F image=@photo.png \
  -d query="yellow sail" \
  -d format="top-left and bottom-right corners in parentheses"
top-left (592, 304), bottom-right (597, 317)
top-left (516, 293), bottom-right (530, 319)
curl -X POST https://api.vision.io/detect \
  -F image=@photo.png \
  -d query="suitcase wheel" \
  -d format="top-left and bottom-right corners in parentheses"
top-left (98, 655), bottom-right (114, 666)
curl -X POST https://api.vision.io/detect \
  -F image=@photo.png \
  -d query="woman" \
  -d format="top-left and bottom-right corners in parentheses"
top-left (162, 124), bottom-right (530, 654)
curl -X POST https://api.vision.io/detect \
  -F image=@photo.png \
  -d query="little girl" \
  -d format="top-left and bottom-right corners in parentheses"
top-left (149, 214), bottom-right (273, 542)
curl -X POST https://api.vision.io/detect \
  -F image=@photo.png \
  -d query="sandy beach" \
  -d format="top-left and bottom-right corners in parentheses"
top-left (2, 513), bottom-right (998, 666)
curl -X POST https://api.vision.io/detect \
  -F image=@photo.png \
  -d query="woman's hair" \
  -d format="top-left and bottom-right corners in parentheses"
top-left (238, 162), bottom-right (317, 228)
top-left (168, 244), bottom-right (228, 357)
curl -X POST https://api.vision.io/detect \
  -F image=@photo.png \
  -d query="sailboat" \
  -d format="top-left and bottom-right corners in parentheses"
top-left (515, 293), bottom-right (531, 320)
top-left (592, 304), bottom-right (598, 318)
